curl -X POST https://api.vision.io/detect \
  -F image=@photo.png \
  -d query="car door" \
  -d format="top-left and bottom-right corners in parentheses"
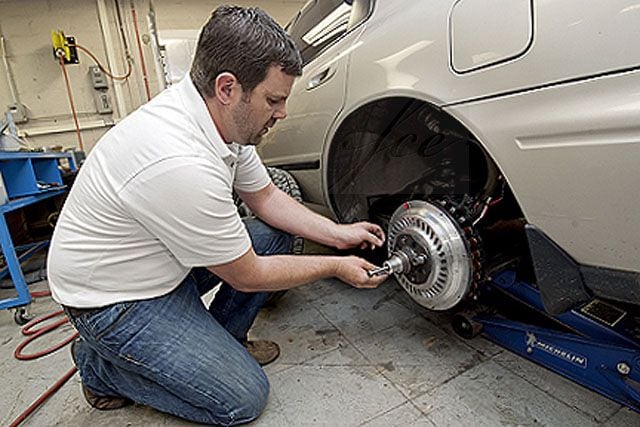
top-left (259, 0), bottom-right (371, 204)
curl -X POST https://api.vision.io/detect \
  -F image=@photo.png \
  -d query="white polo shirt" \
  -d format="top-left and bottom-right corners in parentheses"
top-left (47, 76), bottom-right (270, 307)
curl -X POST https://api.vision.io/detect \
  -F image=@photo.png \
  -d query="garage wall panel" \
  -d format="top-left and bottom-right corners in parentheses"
top-left (0, 0), bottom-right (304, 152)
top-left (0, 0), bottom-right (114, 151)
top-left (153, 0), bottom-right (304, 30)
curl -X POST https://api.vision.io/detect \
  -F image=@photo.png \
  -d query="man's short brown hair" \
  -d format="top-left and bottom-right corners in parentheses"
top-left (190, 6), bottom-right (303, 98)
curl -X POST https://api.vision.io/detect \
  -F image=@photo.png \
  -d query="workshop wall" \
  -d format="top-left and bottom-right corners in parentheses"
top-left (0, 0), bottom-right (305, 153)
top-left (154, 0), bottom-right (304, 31)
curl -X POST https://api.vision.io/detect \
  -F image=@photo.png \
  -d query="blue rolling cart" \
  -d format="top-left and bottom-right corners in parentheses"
top-left (0, 151), bottom-right (77, 323)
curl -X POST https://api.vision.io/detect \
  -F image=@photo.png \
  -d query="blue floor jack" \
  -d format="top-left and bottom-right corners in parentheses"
top-left (466, 269), bottom-right (640, 413)
top-left (379, 200), bottom-right (640, 413)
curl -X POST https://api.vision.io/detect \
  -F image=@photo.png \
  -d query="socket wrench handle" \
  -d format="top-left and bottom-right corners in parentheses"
top-left (367, 265), bottom-right (391, 277)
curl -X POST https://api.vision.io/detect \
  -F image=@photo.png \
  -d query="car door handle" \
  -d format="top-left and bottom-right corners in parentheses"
top-left (306, 67), bottom-right (336, 90)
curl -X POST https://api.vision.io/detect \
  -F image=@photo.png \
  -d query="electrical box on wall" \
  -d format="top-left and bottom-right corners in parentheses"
top-left (89, 65), bottom-right (111, 114)
top-left (89, 66), bottom-right (108, 89)
top-left (94, 92), bottom-right (112, 114)
top-left (51, 30), bottom-right (79, 64)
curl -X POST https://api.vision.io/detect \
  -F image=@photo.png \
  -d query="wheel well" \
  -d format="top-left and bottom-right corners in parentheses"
top-left (326, 97), bottom-right (529, 273)
top-left (326, 97), bottom-right (496, 221)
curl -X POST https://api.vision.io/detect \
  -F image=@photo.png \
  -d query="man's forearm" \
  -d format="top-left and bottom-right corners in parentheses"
top-left (210, 254), bottom-right (341, 292)
top-left (238, 183), bottom-right (385, 252)
top-left (243, 185), bottom-right (341, 247)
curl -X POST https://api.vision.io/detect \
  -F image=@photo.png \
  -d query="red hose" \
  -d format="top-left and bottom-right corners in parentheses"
top-left (9, 367), bottom-right (77, 427)
top-left (71, 43), bottom-right (133, 81)
top-left (58, 54), bottom-right (85, 151)
top-left (14, 309), bottom-right (78, 360)
top-left (131, 3), bottom-right (151, 101)
top-left (29, 290), bottom-right (52, 298)
top-left (9, 290), bottom-right (79, 426)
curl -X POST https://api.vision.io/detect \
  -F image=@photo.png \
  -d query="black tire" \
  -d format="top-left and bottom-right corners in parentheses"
top-left (234, 167), bottom-right (305, 305)
top-left (266, 167), bottom-right (304, 256)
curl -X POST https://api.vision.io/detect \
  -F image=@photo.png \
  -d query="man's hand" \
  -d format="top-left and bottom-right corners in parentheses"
top-left (239, 185), bottom-right (386, 252)
top-left (335, 256), bottom-right (388, 288)
top-left (332, 222), bottom-right (386, 251)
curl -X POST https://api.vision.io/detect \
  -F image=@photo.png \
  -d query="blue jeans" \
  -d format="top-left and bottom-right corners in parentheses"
top-left (64, 218), bottom-right (293, 425)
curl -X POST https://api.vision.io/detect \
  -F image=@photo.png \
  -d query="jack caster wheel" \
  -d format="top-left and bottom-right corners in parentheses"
top-left (452, 314), bottom-right (483, 339)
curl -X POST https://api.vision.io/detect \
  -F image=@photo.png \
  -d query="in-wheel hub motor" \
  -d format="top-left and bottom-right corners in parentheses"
top-left (387, 200), bottom-right (472, 310)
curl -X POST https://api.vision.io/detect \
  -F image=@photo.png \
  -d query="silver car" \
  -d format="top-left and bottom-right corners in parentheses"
top-left (259, 0), bottom-right (640, 313)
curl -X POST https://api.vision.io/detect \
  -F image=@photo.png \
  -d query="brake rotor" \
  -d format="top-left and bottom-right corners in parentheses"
top-left (387, 200), bottom-right (472, 310)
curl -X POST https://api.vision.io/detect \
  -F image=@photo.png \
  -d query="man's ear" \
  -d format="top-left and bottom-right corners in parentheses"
top-left (214, 72), bottom-right (239, 105)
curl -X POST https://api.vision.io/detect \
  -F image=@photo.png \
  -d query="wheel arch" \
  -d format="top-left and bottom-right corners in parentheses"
top-left (321, 94), bottom-right (512, 223)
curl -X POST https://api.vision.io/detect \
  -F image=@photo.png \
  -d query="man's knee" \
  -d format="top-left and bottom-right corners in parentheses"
top-left (233, 369), bottom-right (270, 422)
top-left (212, 368), bottom-right (270, 425)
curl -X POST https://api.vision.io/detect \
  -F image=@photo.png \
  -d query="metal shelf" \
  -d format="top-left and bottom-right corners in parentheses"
top-left (0, 151), bottom-right (76, 312)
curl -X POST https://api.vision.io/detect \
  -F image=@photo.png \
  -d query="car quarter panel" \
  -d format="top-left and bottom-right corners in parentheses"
top-left (446, 70), bottom-right (640, 273)
top-left (343, 0), bottom-right (640, 109)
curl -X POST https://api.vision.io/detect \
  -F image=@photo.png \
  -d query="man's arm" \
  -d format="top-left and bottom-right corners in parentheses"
top-left (237, 183), bottom-right (385, 250)
top-left (208, 247), bottom-right (386, 292)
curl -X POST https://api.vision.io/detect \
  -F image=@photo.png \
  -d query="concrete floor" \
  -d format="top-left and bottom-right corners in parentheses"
top-left (2, 277), bottom-right (640, 426)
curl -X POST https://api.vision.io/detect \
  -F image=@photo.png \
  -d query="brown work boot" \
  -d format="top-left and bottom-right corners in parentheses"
top-left (71, 339), bottom-right (133, 410)
top-left (245, 340), bottom-right (280, 366)
top-left (81, 384), bottom-right (133, 410)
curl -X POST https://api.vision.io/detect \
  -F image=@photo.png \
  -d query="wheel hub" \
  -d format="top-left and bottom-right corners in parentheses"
top-left (387, 200), bottom-right (472, 310)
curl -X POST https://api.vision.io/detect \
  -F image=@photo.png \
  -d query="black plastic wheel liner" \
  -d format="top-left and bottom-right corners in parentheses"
top-left (326, 97), bottom-right (493, 223)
